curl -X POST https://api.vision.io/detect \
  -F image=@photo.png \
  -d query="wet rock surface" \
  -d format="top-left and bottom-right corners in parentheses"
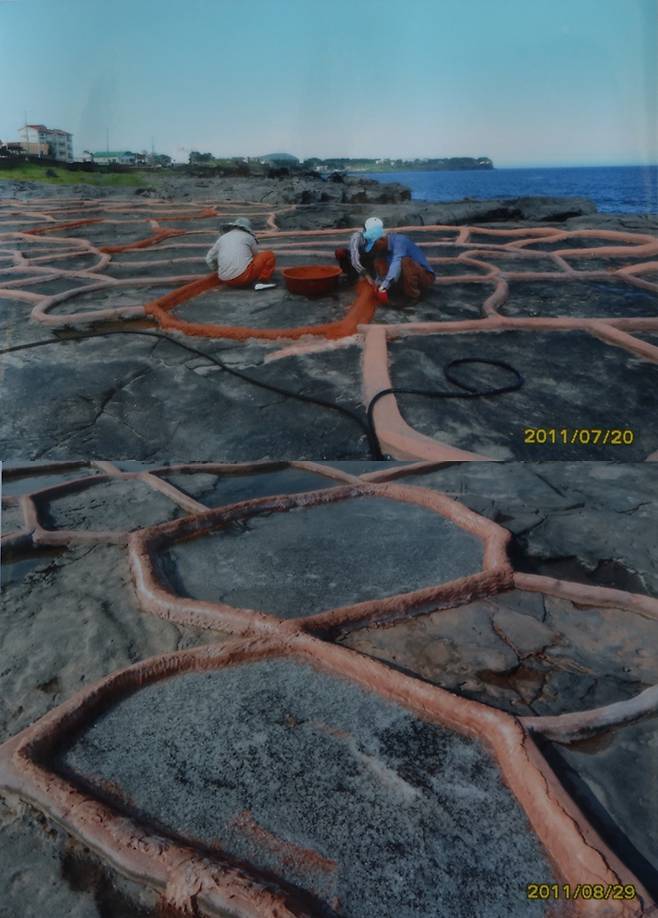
top-left (44, 285), bottom-right (177, 317)
top-left (500, 278), bottom-right (657, 318)
top-left (0, 541), bottom-right (222, 739)
top-left (0, 336), bottom-right (369, 461)
top-left (0, 524), bottom-right (228, 916)
top-left (171, 284), bottom-right (352, 328)
top-left (158, 495), bottom-right (483, 617)
top-left (56, 659), bottom-right (552, 918)
top-left (159, 466), bottom-right (340, 506)
top-left (375, 281), bottom-right (492, 322)
top-left (390, 332), bottom-right (658, 459)
top-left (341, 589), bottom-right (658, 717)
top-left (2, 464), bottom-right (100, 497)
top-left (404, 462), bottom-right (658, 598)
top-left (1, 501), bottom-right (26, 534)
top-left (35, 477), bottom-right (186, 532)
top-left (2, 460), bottom-right (657, 912)
top-left (545, 717), bottom-right (658, 896)
top-left (0, 795), bottom-right (158, 918)
top-left (0, 796), bottom-right (93, 918)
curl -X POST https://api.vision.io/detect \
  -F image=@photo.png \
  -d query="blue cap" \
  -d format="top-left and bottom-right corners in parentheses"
top-left (363, 224), bottom-right (384, 252)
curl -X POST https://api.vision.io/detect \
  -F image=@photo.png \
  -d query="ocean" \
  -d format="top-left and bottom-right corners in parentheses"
top-left (356, 165), bottom-right (658, 215)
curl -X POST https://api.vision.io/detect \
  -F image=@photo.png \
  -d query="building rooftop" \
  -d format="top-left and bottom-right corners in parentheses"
top-left (24, 125), bottom-right (72, 137)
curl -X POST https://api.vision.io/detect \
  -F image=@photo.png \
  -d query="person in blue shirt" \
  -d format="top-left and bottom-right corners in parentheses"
top-left (334, 216), bottom-right (436, 303)
top-left (364, 219), bottom-right (436, 304)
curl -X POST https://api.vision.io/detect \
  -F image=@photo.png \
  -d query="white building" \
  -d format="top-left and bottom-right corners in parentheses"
top-left (90, 151), bottom-right (140, 165)
top-left (20, 124), bottom-right (73, 162)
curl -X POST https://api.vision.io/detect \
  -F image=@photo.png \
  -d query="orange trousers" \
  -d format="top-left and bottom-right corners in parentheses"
top-left (373, 255), bottom-right (434, 300)
top-left (224, 250), bottom-right (276, 287)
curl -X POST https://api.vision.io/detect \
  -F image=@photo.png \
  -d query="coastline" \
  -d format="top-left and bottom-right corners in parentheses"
top-left (1, 169), bottom-right (656, 231)
top-left (356, 164), bottom-right (658, 217)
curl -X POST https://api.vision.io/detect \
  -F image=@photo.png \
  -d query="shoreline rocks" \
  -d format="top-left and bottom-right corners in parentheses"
top-left (0, 173), bottom-right (412, 206)
top-left (274, 195), bottom-right (600, 231)
top-left (3, 171), bottom-right (655, 231)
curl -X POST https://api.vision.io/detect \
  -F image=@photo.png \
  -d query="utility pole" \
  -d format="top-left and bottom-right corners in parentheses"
top-left (106, 128), bottom-right (109, 153)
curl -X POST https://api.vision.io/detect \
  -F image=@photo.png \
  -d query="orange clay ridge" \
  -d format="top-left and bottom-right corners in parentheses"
top-left (0, 197), bottom-right (379, 337)
top-left (1, 459), bottom-right (657, 916)
top-left (1, 197), bottom-right (657, 342)
top-left (2, 197), bottom-right (658, 460)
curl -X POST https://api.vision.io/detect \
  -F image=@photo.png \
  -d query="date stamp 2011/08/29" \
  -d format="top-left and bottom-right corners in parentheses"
top-left (523, 428), bottom-right (635, 446)
top-left (527, 884), bottom-right (637, 901)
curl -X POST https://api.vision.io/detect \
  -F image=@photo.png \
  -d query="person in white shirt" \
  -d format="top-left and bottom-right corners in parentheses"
top-left (205, 217), bottom-right (276, 287)
top-left (334, 216), bottom-right (383, 285)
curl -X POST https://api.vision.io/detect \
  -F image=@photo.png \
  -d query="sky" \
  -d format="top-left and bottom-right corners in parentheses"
top-left (0, 0), bottom-right (656, 166)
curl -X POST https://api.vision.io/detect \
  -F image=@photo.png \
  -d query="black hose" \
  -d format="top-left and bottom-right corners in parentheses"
top-left (366, 358), bottom-right (524, 458)
top-left (1, 333), bottom-right (523, 460)
top-left (0, 329), bottom-right (380, 456)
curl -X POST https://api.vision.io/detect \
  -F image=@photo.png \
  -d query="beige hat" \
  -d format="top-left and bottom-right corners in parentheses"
top-left (222, 216), bottom-right (254, 234)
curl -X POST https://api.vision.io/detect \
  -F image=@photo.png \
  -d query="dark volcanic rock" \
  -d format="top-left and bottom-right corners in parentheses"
top-left (158, 495), bottom-right (483, 617)
top-left (274, 196), bottom-right (597, 231)
top-left (0, 172), bottom-right (596, 230)
top-left (388, 330), bottom-right (658, 460)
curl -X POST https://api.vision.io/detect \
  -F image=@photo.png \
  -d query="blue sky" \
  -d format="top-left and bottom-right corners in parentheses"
top-left (0, 0), bottom-right (656, 165)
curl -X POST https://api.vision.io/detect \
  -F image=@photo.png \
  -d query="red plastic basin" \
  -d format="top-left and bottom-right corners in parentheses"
top-left (282, 265), bottom-right (342, 297)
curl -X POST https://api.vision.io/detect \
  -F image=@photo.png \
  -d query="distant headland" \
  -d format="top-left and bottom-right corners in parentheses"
top-left (319, 157), bottom-right (493, 172)
top-left (260, 154), bottom-right (494, 172)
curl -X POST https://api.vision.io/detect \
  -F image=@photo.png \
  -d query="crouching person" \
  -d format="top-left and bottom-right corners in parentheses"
top-left (334, 216), bottom-right (434, 304)
top-left (371, 232), bottom-right (435, 304)
top-left (334, 216), bottom-right (382, 284)
top-left (205, 217), bottom-right (276, 288)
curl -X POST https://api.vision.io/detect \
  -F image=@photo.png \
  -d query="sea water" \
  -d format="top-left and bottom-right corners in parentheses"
top-left (356, 165), bottom-right (658, 214)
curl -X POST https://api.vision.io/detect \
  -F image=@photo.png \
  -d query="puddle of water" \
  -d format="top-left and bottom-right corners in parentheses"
top-left (508, 538), bottom-right (647, 595)
top-left (77, 317), bottom-right (158, 333)
top-left (538, 718), bottom-right (658, 898)
top-left (1, 546), bottom-right (66, 588)
top-left (2, 470), bottom-right (95, 497)
top-left (587, 281), bottom-right (657, 304)
top-left (477, 662), bottom-right (545, 705)
top-left (559, 711), bottom-right (657, 756)
top-left (161, 467), bottom-right (338, 508)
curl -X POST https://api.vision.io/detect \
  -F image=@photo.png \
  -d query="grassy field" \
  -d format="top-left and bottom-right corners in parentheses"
top-left (0, 162), bottom-right (153, 187)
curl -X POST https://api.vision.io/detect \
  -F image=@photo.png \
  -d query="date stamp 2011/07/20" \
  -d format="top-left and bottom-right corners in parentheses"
top-left (523, 428), bottom-right (635, 446)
